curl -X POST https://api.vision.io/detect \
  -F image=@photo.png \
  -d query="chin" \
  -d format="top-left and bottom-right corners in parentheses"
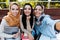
top-left (36, 15), bottom-right (39, 17)
top-left (26, 14), bottom-right (29, 16)
top-left (14, 15), bottom-right (17, 16)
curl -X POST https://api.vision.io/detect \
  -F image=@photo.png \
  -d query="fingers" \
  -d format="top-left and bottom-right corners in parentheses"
top-left (28, 34), bottom-right (34, 40)
top-left (13, 32), bottom-right (20, 38)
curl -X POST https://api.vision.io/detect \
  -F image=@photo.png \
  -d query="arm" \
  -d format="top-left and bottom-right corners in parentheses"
top-left (20, 15), bottom-right (32, 35)
top-left (44, 15), bottom-right (54, 25)
top-left (45, 15), bottom-right (60, 31)
top-left (0, 19), bottom-right (14, 38)
top-left (31, 26), bottom-right (41, 40)
top-left (31, 27), bottom-right (36, 37)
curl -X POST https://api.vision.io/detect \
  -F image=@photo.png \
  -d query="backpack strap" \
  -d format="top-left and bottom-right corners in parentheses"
top-left (36, 16), bottom-right (45, 25)
top-left (40, 16), bottom-right (45, 22)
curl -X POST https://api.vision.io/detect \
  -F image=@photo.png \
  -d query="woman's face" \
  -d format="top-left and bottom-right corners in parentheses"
top-left (24, 5), bottom-right (31, 16)
top-left (34, 5), bottom-right (43, 18)
top-left (10, 5), bottom-right (19, 16)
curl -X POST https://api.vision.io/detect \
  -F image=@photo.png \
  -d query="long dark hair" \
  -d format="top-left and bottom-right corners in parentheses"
top-left (22, 3), bottom-right (33, 29)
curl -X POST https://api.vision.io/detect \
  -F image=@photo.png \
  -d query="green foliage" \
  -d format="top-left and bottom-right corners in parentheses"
top-left (0, 0), bottom-right (60, 9)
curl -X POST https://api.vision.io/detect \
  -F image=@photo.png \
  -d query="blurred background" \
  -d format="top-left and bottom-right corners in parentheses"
top-left (0, 0), bottom-right (60, 22)
top-left (0, 0), bottom-right (60, 40)
top-left (0, 0), bottom-right (60, 10)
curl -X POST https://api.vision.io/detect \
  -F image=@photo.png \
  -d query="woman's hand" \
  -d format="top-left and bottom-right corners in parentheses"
top-left (56, 22), bottom-right (60, 30)
top-left (26, 16), bottom-right (31, 20)
top-left (28, 34), bottom-right (34, 40)
top-left (13, 32), bottom-right (20, 38)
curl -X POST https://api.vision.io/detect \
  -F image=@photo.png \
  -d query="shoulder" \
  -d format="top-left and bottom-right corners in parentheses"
top-left (1, 19), bottom-right (8, 26)
top-left (44, 15), bottom-right (50, 18)
top-left (42, 15), bottom-right (51, 21)
top-left (43, 15), bottom-right (51, 20)
top-left (20, 15), bottom-right (22, 17)
top-left (20, 15), bottom-right (22, 19)
top-left (20, 15), bottom-right (23, 22)
top-left (55, 19), bottom-right (60, 23)
top-left (20, 15), bottom-right (22, 18)
top-left (1, 19), bottom-right (6, 23)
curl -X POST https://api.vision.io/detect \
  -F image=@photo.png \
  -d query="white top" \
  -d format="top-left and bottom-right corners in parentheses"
top-left (0, 19), bottom-right (14, 38)
top-left (20, 15), bottom-right (34, 37)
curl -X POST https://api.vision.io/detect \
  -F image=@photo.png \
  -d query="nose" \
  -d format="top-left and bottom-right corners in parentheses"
top-left (25, 9), bottom-right (29, 12)
top-left (26, 9), bottom-right (29, 11)
top-left (14, 9), bottom-right (17, 12)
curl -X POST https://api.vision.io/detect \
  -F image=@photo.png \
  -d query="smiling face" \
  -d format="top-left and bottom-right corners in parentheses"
top-left (24, 5), bottom-right (31, 16)
top-left (10, 4), bottom-right (19, 16)
top-left (34, 5), bottom-right (43, 18)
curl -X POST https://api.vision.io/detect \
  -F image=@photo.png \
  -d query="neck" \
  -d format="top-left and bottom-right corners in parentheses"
top-left (26, 15), bottom-right (31, 20)
top-left (26, 15), bottom-right (30, 17)
top-left (36, 16), bottom-right (40, 19)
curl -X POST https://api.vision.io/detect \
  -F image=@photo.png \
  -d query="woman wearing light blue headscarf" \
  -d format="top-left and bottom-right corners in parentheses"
top-left (31, 4), bottom-right (60, 40)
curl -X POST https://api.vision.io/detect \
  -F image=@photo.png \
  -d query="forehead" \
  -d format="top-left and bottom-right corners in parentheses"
top-left (36, 6), bottom-right (42, 8)
top-left (24, 5), bottom-right (31, 8)
top-left (11, 5), bottom-right (18, 8)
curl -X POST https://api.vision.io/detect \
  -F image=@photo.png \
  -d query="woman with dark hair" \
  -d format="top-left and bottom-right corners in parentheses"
top-left (31, 4), bottom-right (60, 40)
top-left (22, 3), bottom-right (33, 31)
top-left (20, 3), bottom-right (34, 39)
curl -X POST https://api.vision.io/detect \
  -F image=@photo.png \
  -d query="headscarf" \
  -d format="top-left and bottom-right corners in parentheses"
top-left (3, 3), bottom-right (20, 28)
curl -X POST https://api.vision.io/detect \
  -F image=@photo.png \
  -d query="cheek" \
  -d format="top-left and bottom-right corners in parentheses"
top-left (28, 10), bottom-right (31, 14)
top-left (40, 11), bottom-right (43, 13)
top-left (24, 10), bottom-right (31, 15)
top-left (29, 10), bottom-right (31, 12)
top-left (35, 12), bottom-right (41, 16)
top-left (10, 10), bottom-right (14, 13)
top-left (24, 10), bottom-right (27, 14)
top-left (36, 13), bottom-right (40, 16)
top-left (16, 10), bottom-right (19, 13)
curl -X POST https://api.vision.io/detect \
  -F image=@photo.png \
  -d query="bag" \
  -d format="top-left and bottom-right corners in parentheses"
top-left (21, 33), bottom-right (29, 40)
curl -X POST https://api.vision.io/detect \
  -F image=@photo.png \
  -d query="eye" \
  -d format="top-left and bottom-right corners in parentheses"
top-left (12, 8), bottom-right (15, 10)
top-left (28, 8), bottom-right (31, 10)
top-left (38, 9), bottom-right (42, 11)
top-left (16, 9), bottom-right (19, 10)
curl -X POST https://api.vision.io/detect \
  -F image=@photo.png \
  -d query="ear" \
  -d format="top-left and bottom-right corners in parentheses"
top-left (56, 22), bottom-right (60, 30)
